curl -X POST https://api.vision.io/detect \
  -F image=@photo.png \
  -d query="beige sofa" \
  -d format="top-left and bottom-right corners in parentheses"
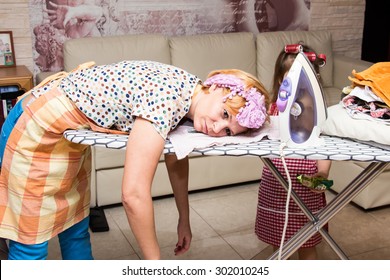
top-left (37, 30), bottom-right (387, 210)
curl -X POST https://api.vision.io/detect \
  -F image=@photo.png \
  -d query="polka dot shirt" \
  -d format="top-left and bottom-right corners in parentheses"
top-left (59, 60), bottom-right (201, 139)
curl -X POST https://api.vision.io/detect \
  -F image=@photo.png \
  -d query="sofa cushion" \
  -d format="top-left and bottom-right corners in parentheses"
top-left (256, 30), bottom-right (333, 91)
top-left (63, 34), bottom-right (171, 71)
top-left (323, 87), bottom-right (343, 107)
top-left (330, 161), bottom-right (390, 209)
top-left (169, 32), bottom-right (257, 80)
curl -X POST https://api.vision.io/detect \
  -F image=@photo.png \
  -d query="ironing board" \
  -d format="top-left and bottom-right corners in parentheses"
top-left (64, 129), bottom-right (390, 260)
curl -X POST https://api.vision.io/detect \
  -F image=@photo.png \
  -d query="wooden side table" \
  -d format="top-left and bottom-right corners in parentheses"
top-left (0, 66), bottom-right (33, 125)
top-left (0, 65), bottom-right (33, 92)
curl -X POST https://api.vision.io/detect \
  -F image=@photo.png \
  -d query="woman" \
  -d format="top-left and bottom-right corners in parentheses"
top-left (0, 60), bottom-right (269, 260)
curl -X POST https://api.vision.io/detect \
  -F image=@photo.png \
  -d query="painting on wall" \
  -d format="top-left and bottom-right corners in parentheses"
top-left (233, 0), bottom-right (311, 33)
top-left (28, 0), bottom-right (310, 74)
top-left (0, 31), bottom-right (16, 68)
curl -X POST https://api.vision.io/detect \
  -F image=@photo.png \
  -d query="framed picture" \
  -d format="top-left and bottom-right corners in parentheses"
top-left (0, 31), bottom-right (16, 67)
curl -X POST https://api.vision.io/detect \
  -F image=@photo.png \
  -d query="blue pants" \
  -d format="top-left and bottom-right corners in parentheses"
top-left (8, 217), bottom-right (93, 260)
top-left (0, 97), bottom-right (25, 166)
top-left (1, 98), bottom-right (93, 260)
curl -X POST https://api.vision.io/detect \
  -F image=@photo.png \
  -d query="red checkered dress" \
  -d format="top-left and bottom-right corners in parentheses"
top-left (255, 103), bottom-right (327, 248)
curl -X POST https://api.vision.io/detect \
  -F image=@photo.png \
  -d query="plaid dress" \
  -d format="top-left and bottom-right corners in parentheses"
top-left (255, 158), bottom-right (327, 248)
top-left (255, 103), bottom-right (327, 248)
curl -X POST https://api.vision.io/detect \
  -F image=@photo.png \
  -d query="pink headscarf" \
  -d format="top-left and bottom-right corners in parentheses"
top-left (203, 74), bottom-right (267, 129)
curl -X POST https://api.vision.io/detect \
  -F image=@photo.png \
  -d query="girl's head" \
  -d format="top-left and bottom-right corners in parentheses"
top-left (191, 69), bottom-right (269, 136)
top-left (270, 44), bottom-right (323, 103)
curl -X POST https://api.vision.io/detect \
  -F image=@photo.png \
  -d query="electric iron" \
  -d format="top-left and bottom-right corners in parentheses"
top-left (276, 51), bottom-right (328, 147)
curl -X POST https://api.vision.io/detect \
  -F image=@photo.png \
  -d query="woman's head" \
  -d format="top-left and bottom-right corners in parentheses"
top-left (189, 69), bottom-right (269, 137)
top-left (270, 44), bottom-right (323, 103)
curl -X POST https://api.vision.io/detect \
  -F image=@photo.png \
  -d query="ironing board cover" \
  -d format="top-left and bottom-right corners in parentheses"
top-left (63, 130), bottom-right (390, 162)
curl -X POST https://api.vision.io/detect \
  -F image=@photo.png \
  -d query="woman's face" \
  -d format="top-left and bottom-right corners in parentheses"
top-left (191, 86), bottom-right (248, 137)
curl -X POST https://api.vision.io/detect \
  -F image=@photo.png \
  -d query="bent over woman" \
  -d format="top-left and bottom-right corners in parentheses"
top-left (0, 60), bottom-right (269, 260)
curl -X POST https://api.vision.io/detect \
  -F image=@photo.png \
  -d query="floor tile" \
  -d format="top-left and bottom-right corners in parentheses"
top-left (3, 182), bottom-right (390, 260)
top-left (188, 181), bottom-right (259, 202)
top-left (190, 188), bottom-right (259, 235)
top-left (106, 196), bottom-right (219, 257)
top-left (350, 246), bottom-right (390, 260)
top-left (160, 236), bottom-right (243, 260)
top-left (365, 206), bottom-right (390, 227)
top-left (221, 228), bottom-right (269, 259)
top-left (89, 211), bottom-right (137, 260)
top-left (46, 211), bottom-right (136, 260)
top-left (327, 205), bottom-right (390, 257)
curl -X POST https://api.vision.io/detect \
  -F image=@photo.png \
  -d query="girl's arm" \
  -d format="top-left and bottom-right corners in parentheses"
top-left (316, 160), bottom-right (332, 178)
top-left (164, 154), bottom-right (192, 256)
top-left (122, 118), bottom-right (165, 260)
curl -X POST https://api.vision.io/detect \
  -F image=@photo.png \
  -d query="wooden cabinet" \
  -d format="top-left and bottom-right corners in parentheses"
top-left (0, 66), bottom-right (33, 125)
top-left (0, 65), bottom-right (33, 91)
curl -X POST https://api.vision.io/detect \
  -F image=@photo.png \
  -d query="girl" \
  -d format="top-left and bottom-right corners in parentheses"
top-left (255, 45), bottom-right (331, 260)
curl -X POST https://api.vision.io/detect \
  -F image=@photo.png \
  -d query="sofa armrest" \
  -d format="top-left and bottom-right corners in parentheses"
top-left (35, 71), bottom-right (58, 84)
top-left (333, 54), bottom-right (373, 90)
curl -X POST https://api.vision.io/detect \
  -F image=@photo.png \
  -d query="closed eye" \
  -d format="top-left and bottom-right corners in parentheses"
top-left (223, 109), bottom-right (229, 119)
top-left (225, 128), bottom-right (231, 136)
top-left (223, 109), bottom-right (231, 136)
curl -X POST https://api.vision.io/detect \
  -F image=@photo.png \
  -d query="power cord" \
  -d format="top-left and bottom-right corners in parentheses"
top-left (278, 141), bottom-right (292, 260)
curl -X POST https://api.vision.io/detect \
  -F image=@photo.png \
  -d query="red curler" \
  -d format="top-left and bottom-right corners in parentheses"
top-left (304, 52), bottom-right (316, 62)
top-left (284, 44), bottom-right (303, 54)
top-left (317, 53), bottom-right (327, 67)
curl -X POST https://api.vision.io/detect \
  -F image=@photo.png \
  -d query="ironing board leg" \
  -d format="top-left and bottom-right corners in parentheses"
top-left (265, 161), bottom-right (389, 260)
top-left (261, 158), bottom-right (348, 259)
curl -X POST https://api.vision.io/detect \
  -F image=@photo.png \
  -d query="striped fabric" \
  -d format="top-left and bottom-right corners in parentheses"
top-left (0, 89), bottom-right (93, 244)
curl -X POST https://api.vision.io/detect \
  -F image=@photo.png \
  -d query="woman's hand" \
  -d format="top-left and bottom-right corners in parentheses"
top-left (164, 154), bottom-right (192, 256)
top-left (175, 219), bottom-right (192, 256)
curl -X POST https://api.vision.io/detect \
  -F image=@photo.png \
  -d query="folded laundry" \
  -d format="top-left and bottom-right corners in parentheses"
top-left (342, 85), bottom-right (390, 124)
top-left (348, 62), bottom-right (390, 107)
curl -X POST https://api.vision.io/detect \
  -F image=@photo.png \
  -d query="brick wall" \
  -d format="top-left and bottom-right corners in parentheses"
top-left (0, 0), bottom-right (33, 70)
top-left (310, 0), bottom-right (366, 59)
top-left (0, 0), bottom-right (366, 76)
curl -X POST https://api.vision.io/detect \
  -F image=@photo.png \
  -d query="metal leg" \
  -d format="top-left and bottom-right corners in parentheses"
top-left (266, 161), bottom-right (389, 260)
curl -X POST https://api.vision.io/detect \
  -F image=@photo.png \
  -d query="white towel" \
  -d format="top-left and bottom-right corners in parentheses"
top-left (168, 116), bottom-right (280, 159)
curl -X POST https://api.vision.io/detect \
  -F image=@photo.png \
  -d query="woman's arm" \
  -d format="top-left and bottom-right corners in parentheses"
top-left (122, 118), bottom-right (165, 260)
top-left (164, 154), bottom-right (192, 256)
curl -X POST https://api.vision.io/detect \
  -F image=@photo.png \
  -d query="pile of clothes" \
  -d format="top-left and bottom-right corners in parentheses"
top-left (342, 62), bottom-right (390, 124)
top-left (321, 62), bottom-right (390, 148)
